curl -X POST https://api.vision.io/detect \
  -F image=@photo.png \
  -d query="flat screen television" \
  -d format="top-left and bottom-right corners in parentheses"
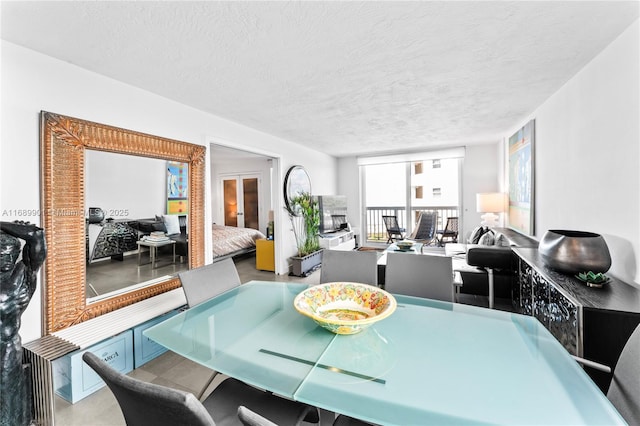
top-left (314, 195), bottom-right (348, 235)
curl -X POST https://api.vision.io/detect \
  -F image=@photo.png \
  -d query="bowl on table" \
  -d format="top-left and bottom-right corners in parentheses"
top-left (395, 240), bottom-right (415, 251)
top-left (293, 282), bottom-right (397, 335)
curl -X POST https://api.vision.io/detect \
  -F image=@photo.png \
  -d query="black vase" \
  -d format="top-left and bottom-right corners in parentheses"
top-left (539, 229), bottom-right (611, 274)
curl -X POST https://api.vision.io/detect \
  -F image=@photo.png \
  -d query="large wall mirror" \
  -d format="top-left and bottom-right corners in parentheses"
top-left (40, 112), bottom-right (205, 334)
top-left (85, 150), bottom-right (188, 302)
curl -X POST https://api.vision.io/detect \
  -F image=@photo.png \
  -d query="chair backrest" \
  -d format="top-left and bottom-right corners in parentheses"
top-left (237, 406), bottom-right (278, 426)
top-left (82, 352), bottom-right (215, 426)
top-left (382, 215), bottom-right (401, 231)
top-left (409, 211), bottom-right (437, 240)
top-left (179, 258), bottom-right (241, 308)
top-left (607, 324), bottom-right (640, 425)
top-left (320, 250), bottom-right (379, 286)
top-left (444, 217), bottom-right (459, 233)
top-left (384, 252), bottom-right (453, 301)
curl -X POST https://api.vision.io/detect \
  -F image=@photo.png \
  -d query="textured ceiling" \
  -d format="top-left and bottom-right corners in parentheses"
top-left (2, 1), bottom-right (638, 157)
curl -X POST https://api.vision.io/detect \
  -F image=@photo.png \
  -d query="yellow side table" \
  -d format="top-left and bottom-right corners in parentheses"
top-left (256, 239), bottom-right (275, 271)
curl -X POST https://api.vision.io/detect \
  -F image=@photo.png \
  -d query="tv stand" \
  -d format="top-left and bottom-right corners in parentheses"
top-left (319, 230), bottom-right (355, 251)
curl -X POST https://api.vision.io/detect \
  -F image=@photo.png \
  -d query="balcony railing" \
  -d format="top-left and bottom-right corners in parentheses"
top-left (365, 206), bottom-right (459, 243)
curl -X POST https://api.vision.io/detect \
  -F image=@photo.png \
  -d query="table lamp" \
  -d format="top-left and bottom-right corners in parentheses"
top-left (476, 192), bottom-right (505, 228)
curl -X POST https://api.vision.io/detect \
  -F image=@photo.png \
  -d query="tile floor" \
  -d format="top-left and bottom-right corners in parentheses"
top-left (86, 250), bottom-right (189, 297)
top-left (54, 253), bottom-right (505, 425)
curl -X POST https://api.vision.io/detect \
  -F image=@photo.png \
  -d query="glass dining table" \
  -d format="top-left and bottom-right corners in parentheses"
top-left (144, 280), bottom-right (625, 425)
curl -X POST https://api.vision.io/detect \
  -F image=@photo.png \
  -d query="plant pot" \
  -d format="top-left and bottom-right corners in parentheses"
top-left (539, 230), bottom-right (611, 274)
top-left (291, 249), bottom-right (323, 277)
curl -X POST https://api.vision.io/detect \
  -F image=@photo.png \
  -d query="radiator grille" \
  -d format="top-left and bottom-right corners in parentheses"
top-left (23, 336), bottom-right (79, 426)
top-left (24, 288), bottom-right (186, 425)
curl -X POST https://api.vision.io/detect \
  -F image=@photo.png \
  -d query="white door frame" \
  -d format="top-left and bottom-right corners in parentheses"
top-left (208, 136), bottom-right (284, 275)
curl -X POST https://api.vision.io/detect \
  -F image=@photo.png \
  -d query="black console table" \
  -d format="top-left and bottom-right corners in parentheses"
top-left (513, 247), bottom-right (640, 392)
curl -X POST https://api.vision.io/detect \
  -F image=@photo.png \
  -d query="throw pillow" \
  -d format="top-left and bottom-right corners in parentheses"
top-left (494, 232), bottom-right (511, 247)
top-left (478, 231), bottom-right (495, 246)
top-left (468, 226), bottom-right (487, 244)
top-left (163, 214), bottom-right (181, 235)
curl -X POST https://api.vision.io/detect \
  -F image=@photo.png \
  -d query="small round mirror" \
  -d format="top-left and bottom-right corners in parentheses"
top-left (284, 165), bottom-right (311, 215)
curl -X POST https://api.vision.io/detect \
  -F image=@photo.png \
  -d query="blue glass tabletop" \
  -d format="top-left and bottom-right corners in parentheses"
top-left (144, 281), bottom-right (624, 425)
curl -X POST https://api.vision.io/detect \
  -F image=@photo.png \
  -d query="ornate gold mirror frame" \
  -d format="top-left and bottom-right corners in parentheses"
top-left (40, 112), bottom-right (206, 334)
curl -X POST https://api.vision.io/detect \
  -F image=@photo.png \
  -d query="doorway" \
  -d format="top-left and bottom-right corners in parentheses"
top-left (210, 143), bottom-right (281, 274)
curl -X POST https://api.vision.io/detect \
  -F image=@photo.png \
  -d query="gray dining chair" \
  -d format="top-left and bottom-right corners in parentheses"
top-left (332, 414), bottom-right (376, 425)
top-left (384, 252), bottom-right (453, 301)
top-left (237, 406), bottom-right (277, 426)
top-left (82, 352), bottom-right (319, 426)
top-left (239, 407), bottom-right (377, 426)
top-left (320, 250), bottom-right (379, 286)
top-left (178, 258), bottom-right (242, 399)
top-left (179, 258), bottom-right (241, 308)
top-left (606, 323), bottom-right (640, 425)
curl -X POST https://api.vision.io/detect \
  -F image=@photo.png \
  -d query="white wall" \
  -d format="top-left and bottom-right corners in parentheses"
top-left (1, 41), bottom-right (336, 342)
top-left (461, 144), bottom-right (502, 238)
top-left (506, 20), bottom-right (639, 285)
top-left (337, 157), bottom-right (361, 242)
top-left (86, 150), bottom-right (167, 219)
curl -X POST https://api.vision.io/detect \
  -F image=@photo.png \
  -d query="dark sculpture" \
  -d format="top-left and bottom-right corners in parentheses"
top-left (1, 221), bottom-right (47, 426)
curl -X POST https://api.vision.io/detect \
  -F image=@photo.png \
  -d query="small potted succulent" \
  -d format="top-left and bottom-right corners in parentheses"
top-left (576, 271), bottom-right (610, 288)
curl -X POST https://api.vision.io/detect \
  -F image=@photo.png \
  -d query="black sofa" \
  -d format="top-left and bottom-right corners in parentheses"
top-left (458, 228), bottom-right (538, 300)
top-left (131, 217), bottom-right (188, 260)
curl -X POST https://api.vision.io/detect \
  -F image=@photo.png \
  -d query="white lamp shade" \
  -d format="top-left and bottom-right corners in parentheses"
top-left (476, 193), bottom-right (505, 228)
top-left (476, 193), bottom-right (505, 213)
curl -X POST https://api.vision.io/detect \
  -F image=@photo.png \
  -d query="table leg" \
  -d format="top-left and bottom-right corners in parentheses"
top-left (172, 243), bottom-right (175, 264)
top-left (138, 246), bottom-right (142, 266)
top-left (151, 245), bottom-right (156, 269)
top-left (487, 268), bottom-right (494, 309)
top-left (453, 271), bottom-right (463, 303)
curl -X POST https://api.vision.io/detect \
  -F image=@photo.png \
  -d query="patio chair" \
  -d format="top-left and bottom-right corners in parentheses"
top-left (382, 215), bottom-right (405, 243)
top-left (407, 211), bottom-right (438, 246)
top-left (82, 352), bottom-right (319, 426)
top-left (436, 217), bottom-right (459, 246)
top-left (384, 252), bottom-right (453, 301)
top-left (320, 249), bottom-right (379, 286)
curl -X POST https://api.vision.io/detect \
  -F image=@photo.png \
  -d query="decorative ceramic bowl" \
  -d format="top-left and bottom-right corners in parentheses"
top-left (293, 282), bottom-right (397, 335)
top-left (396, 240), bottom-right (415, 251)
top-left (539, 230), bottom-right (611, 274)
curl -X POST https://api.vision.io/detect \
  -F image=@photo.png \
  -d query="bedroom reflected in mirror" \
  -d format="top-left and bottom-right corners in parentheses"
top-left (84, 150), bottom-right (190, 303)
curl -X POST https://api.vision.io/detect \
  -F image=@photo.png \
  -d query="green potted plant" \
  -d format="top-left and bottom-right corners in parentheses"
top-left (289, 192), bottom-right (322, 276)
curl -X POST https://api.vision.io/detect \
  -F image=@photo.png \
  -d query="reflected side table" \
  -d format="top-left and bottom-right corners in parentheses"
top-left (137, 239), bottom-right (176, 269)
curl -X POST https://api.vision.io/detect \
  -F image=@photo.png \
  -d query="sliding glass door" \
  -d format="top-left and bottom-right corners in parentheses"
top-left (363, 163), bottom-right (408, 242)
top-left (362, 158), bottom-right (461, 244)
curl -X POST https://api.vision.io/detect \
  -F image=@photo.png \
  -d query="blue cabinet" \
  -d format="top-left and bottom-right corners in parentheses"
top-left (53, 330), bottom-right (134, 403)
top-left (133, 309), bottom-right (179, 368)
